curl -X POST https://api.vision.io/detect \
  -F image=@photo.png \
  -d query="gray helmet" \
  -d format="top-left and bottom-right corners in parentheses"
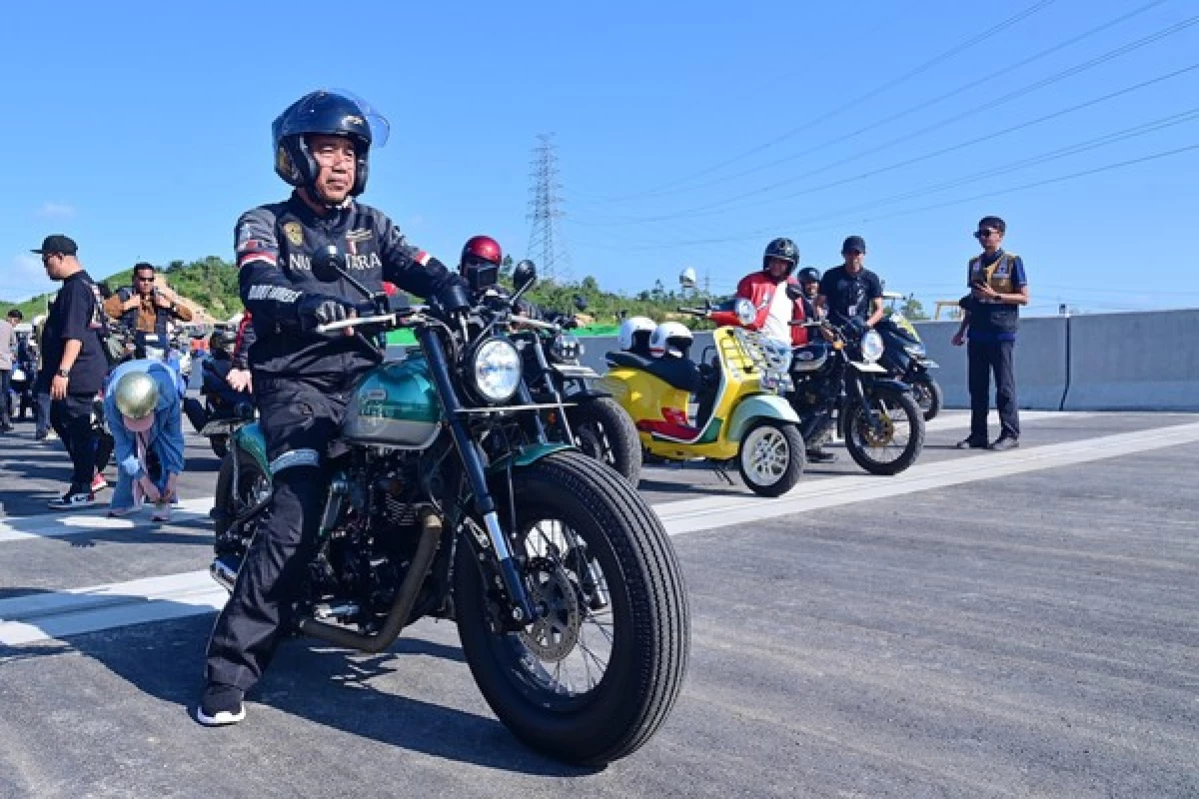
top-left (114, 371), bottom-right (159, 420)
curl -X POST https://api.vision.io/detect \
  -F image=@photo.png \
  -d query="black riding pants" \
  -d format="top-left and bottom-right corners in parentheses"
top-left (204, 379), bottom-right (351, 692)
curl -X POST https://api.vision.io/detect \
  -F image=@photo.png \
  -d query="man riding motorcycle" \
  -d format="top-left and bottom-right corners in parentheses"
top-left (734, 238), bottom-right (810, 348)
top-left (198, 89), bottom-right (469, 727)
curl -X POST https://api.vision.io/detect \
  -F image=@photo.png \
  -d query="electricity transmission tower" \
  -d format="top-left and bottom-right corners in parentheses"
top-left (526, 133), bottom-right (572, 282)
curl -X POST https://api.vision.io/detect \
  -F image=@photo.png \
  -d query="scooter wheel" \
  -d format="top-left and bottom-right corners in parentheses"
top-left (737, 420), bottom-right (805, 497)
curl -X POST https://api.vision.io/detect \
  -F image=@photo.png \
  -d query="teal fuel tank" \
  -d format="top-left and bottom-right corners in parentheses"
top-left (340, 355), bottom-right (442, 448)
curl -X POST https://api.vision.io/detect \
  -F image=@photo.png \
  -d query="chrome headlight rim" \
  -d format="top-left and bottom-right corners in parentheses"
top-left (469, 337), bottom-right (522, 404)
top-left (860, 329), bottom-right (885, 363)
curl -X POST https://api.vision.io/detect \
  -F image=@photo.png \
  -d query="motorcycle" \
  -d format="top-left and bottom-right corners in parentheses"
top-left (874, 305), bottom-right (942, 421)
top-left (10, 332), bottom-right (39, 421)
top-left (786, 306), bottom-right (925, 475)
top-left (500, 268), bottom-right (641, 486)
top-left (184, 344), bottom-right (255, 459)
top-left (599, 298), bottom-right (805, 497)
top-left (210, 249), bottom-right (689, 765)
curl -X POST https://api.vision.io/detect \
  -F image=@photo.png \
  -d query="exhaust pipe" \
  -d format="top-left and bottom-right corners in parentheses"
top-left (210, 554), bottom-right (240, 593)
top-left (298, 508), bottom-right (442, 653)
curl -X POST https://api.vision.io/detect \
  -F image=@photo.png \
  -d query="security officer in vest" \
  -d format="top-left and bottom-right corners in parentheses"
top-left (197, 89), bottom-right (469, 727)
top-left (951, 216), bottom-right (1029, 451)
top-left (103, 262), bottom-right (194, 355)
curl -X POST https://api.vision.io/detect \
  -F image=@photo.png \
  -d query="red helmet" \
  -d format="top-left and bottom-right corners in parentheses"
top-left (460, 235), bottom-right (503, 290)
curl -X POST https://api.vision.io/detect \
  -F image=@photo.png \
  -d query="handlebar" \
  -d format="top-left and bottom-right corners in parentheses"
top-left (315, 312), bottom-right (401, 334)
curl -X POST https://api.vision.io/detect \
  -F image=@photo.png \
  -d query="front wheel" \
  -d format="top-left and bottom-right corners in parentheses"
top-left (910, 372), bottom-right (943, 422)
top-left (737, 419), bottom-right (805, 497)
top-left (454, 451), bottom-right (689, 766)
top-left (565, 396), bottom-right (642, 486)
top-left (212, 447), bottom-right (272, 561)
top-left (843, 388), bottom-right (925, 475)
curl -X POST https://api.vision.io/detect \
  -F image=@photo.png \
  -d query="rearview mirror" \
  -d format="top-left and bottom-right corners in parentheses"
top-left (311, 245), bottom-right (346, 283)
top-left (573, 294), bottom-right (588, 312)
top-left (513, 260), bottom-right (537, 292)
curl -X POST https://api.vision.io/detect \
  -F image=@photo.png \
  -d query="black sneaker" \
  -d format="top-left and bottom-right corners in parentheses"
top-left (955, 437), bottom-right (988, 450)
top-left (48, 490), bottom-right (96, 510)
top-left (989, 436), bottom-right (1019, 451)
top-left (806, 449), bottom-right (837, 464)
top-left (196, 684), bottom-right (246, 726)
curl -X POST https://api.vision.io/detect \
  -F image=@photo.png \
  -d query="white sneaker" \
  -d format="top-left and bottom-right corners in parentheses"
top-left (48, 491), bottom-right (96, 510)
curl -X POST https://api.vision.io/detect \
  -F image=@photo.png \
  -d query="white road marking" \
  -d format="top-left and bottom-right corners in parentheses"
top-left (0, 498), bottom-right (212, 543)
top-left (2, 419), bottom-right (1196, 646)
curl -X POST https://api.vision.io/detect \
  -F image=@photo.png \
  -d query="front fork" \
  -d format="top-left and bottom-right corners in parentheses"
top-left (419, 327), bottom-right (537, 627)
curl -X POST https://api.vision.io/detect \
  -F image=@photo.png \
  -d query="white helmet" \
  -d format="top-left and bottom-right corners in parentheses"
top-left (618, 316), bottom-right (657, 353)
top-left (648, 321), bottom-right (693, 359)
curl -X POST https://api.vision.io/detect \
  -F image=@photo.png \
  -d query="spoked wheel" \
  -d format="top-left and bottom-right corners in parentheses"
top-left (843, 388), bottom-right (925, 475)
top-left (566, 396), bottom-right (642, 486)
top-left (736, 419), bottom-right (805, 497)
top-left (454, 451), bottom-right (689, 766)
top-left (910, 373), bottom-right (943, 422)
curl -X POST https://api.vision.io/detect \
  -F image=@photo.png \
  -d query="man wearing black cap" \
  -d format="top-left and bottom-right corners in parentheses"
top-left (817, 235), bottom-right (885, 329)
top-left (33, 235), bottom-right (109, 509)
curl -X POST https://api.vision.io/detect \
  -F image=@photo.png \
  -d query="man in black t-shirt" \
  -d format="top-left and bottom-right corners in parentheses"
top-left (32, 234), bottom-right (109, 509)
top-left (817, 235), bottom-right (885, 328)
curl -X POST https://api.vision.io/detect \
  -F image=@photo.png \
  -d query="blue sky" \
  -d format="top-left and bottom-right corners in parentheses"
top-left (3, 0), bottom-right (1196, 315)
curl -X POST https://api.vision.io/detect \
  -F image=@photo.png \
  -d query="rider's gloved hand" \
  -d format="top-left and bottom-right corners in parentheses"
top-left (298, 294), bottom-right (355, 330)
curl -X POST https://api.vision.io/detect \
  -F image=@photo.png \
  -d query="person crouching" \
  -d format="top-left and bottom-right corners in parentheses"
top-left (104, 359), bottom-right (185, 522)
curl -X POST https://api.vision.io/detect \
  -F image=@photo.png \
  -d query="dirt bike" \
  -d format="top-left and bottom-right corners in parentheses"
top-left (600, 298), bottom-right (805, 497)
top-left (211, 249), bottom-right (689, 766)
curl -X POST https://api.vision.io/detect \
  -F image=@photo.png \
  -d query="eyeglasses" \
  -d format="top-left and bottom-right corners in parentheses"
top-left (135, 276), bottom-right (155, 282)
top-left (974, 229), bottom-right (999, 239)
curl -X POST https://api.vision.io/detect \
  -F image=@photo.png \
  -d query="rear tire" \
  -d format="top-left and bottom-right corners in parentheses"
top-left (911, 373), bottom-right (943, 422)
top-left (566, 396), bottom-right (642, 486)
top-left (737, 419), bottom-right (805, 497)
top-left (454, 451), bottom-right (689, 766)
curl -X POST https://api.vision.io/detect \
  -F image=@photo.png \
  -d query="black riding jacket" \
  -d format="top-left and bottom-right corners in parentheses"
top-left (236, 191), bottom-right (459, 382)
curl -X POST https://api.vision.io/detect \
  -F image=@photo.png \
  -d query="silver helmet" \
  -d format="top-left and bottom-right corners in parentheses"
top-left (114, 371), bottom-right (159, 420)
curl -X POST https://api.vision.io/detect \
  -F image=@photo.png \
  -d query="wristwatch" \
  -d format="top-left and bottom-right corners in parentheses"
top-left (56, 368), bottom-right (70, 378)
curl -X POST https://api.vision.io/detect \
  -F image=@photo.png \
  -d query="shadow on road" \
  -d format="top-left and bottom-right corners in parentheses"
top-left (0, 591), bottom-right (593, 776)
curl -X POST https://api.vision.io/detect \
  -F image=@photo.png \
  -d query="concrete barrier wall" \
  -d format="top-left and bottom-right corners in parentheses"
top-left (1061, 309), bottom-right (1199, 411)
top-left (915, 317), bottom-right (1070, 411)
top-left (386, 309), bottom-right (1198, 414)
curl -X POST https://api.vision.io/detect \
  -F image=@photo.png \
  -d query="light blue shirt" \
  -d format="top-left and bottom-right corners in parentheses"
top-left (103, 360), bottom-right (185, 507)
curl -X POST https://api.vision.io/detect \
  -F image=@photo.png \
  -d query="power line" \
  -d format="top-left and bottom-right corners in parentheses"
top-left (588, 0), bottom-right (1060, 203)
top-left (587, 0), bottom-right (1169, 210)
top-left (576, 11), bottom-right (1199, 228)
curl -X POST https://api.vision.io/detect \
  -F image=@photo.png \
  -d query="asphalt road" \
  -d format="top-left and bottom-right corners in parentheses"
top-left (1, 409), bottom-right (1196, 798)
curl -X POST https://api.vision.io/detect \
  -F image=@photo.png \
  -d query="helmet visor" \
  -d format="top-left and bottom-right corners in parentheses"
top-left (273, 89), bottom-right (391, 149)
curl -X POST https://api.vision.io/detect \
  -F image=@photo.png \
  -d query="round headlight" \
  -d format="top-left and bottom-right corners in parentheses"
top-left (734, 297), bottom-right (756, 327)
top-left (861, 330), bottom-right (885, 363)
top-left (471, 338), bottom-right (522, 403)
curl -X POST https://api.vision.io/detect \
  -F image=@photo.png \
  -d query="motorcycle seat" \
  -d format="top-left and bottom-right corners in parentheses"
top-left (606, 351), bottom-right (702, 393)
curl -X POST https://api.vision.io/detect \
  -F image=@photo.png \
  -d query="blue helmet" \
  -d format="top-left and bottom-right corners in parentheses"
top-left (272, 90), bottom-right (386, 197)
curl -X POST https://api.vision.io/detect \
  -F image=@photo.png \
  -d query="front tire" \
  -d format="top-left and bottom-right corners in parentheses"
top-left (737, 419), bottom-right (805, 497)
top-left (843, 388), bottom-right (924, 475)
top-left (910, 372), bottom-right (943, 422)
top-left (565, 396), bottom-right (642, 486)
top-left (212, 448), bottom-right (271, 559)
top-left (454, 451), bottom-right (689, 766)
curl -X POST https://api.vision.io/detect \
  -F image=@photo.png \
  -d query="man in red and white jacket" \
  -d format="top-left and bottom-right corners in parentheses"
top-left (734, 237), bottom-right (809, 347)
